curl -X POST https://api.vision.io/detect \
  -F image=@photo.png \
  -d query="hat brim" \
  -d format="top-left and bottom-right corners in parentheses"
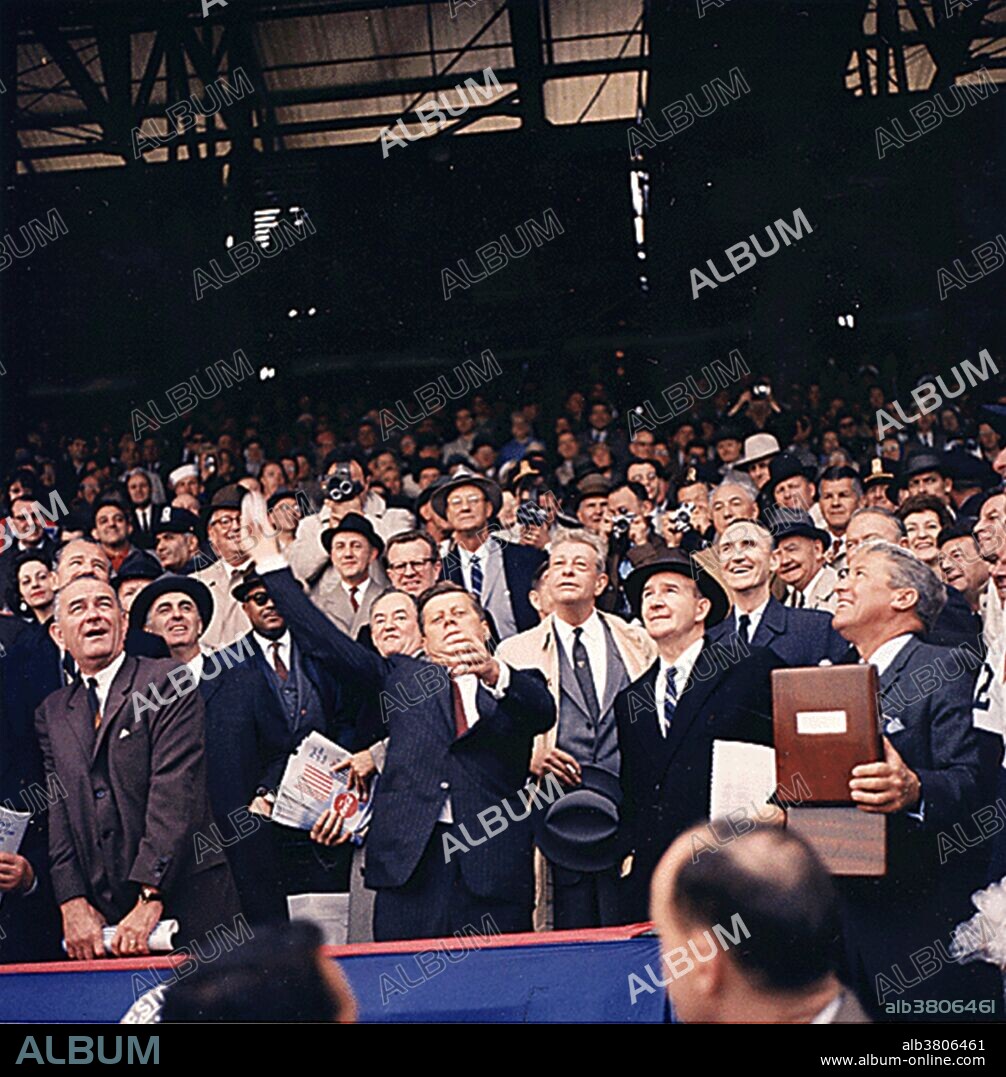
top-left (320, 526), bottom-right (384, 557)
top-left (128, 576), bottom-right (214, 638)
top-left (431, 475), bottom-right (503, 519)
top-left (736, 451), bottom-right (778, 469)
top-left (624, 559), bottom-right (729, 627)
top-left (772, 525), bottom-right (832, 550)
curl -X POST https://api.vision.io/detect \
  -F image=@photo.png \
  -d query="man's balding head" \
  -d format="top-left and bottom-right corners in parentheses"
top-left (649, 825), bottom-right (840, 1023)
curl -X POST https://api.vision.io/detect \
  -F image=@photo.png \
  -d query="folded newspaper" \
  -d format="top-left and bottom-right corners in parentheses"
top-left (62, 919), bottom-right (179, 955)
top-left (0, 806), bottom-right (30, 909)
top-left (272, 731), bottom-right (374, 844)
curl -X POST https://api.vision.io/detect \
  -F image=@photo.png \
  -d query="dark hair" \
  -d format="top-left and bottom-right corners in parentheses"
top-left (530, 560), bottom-right (549, 590)
top-left (626, 457), bottom-right (661, 478)
top-left (609, 480), bottom-right (650, 506)
top-left (938, 521), bottom-right (979, 550)
top-left (817, 465), bottom-right (862, 495)
top-left (384, 529), bottom-right (438, 567)
top-left (6, 549), bottom-right (53, 617)
top-left (672, 829), bottom-right (840, 992)
top-left (416, 580), bottom-right (487, 630)
top-left (897, 494), bottom-right (953, 530)
top-left (160, 922), bottom-right (350, 1023)
top-left (321, 445), bottom-right (366, 474)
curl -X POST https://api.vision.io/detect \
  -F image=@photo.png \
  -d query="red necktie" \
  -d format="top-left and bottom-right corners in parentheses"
top-left (451, 679), bottom-right (469, 738)
top-left (270, 641), bottom-right (289, 682)
top-left (349, 586), bottom-right (359, 613)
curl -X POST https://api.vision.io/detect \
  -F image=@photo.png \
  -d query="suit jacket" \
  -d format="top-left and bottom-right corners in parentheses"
top-left (785, 565), bottom-right (839, 613)
top-left (192, 558), bottom-right (253, 651)
top-left (198, 651), bottom-right (289, 924)
top-left (497, 610), bottom-right (656, 929)
top-left (441, 539), bottom-right (546, 635)
top-left (927, 585), bottom-right (985, 656)
top-left (616, 641), bottom-right (780, 922)
top-left (130, 504), bottom-right (158, 550)
top-left (34, 655), bottom-right (238, 940)
top-left (259, 564), bottom-right (555, 907)
top-left (708, 596), bottom-right (847, 667)
top-left (835, 635), bottom-right (1000, 1015)
top-left (311, 573), bottom-right (381, 639)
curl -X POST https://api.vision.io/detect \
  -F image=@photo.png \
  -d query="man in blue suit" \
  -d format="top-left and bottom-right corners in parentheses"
top-left (708, 519), bottom-right (847, 666)
top-left (434, 469), bottom-right (545, 638)
top-left (247, 525), bottom-right (556, 942)
top-left (830, 539), bottom-right (1001, 1020)
top-left (614, 551), bottom-right (782, 923)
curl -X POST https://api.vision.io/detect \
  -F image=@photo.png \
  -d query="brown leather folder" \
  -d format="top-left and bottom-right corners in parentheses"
top-left (772, 665), bottom-right (882, 806)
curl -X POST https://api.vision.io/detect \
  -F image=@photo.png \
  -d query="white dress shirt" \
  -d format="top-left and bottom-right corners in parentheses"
top-left (438, 662), bottom-right (511, 823)
top-left (341, 577), bottom-right (371, 609)
top-left (553, 610), bottom-right (607, 708)
top-left (811, 992), bottom-right (846, 1024)
top-left (734, 597), bottom-right (769, 642)
top-left (458, 539), bottom-right (495, 593)
top-left (255, 629), bottom-right (292, 675)
top-left (654, 637), bottom-right (704, 738)
top-left (87, 650), bottom-right (128, 716)
top-left (865, 633), bottom-right (914, 675)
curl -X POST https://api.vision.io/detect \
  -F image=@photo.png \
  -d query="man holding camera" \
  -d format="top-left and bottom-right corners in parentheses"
top-left (286, 448), bottom-right (413, 605)
top-left (604, 481), bottom-right (670, 616)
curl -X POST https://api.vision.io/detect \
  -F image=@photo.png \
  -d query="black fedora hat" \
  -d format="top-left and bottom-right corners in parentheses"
top-left (129, 574), bottom-right (213, 636)
top-left (763, 506), bottom-right (831, 550)
top-left (765, 451), bottom-right (815, 501)
top-left (320, 512), bottom-right (384, 556)
top-left (430, 467), bottom-right (503, 519)
top-left (623, 549), bottom-right (729, 627)
top-left (531, 764), bottom-right (629, 873)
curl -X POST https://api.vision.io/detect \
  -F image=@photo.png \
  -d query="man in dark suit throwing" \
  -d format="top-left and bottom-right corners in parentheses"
top-left (35, 574), bottom-right (239, 958)
top-left (615, 551), bottom-right (781, 923)
top-left (247, 525), bottom-right (555, 942)
top-left (831, 540), bottom-right (1001, 1019)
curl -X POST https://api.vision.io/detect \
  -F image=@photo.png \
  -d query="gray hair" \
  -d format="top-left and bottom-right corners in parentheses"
top-left (713, 473), bottom-right (758, 502)
top-left (855, 539), bottom-right (946, 632)
top-left (849, 506), bottom-right (906, 538)
top-left (714, 517), bottom-right (772, 551)
top-left (550, 527), bottom-right (607, 574)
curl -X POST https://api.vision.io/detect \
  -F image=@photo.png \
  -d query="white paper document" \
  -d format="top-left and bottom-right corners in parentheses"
top-left (0, 806), bottom-right (30, 908)
top-left (288, 892), bottom-right (350, 947)
top-left (272, 731), bottom-right (374, 841)
top-left (62, 919), bottom-right (179, 955)
top-left (709, 740), bottom-right (777, 821)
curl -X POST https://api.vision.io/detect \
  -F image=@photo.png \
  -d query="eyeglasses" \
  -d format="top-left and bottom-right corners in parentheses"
top-left (447, 494), bottom-right (485, 508)
top-left (245, 592), bottom-right (273, 607)
top-left (210, 514), bottom-right (242, 530)
top-left (387, 558), bottom-right (435, 574)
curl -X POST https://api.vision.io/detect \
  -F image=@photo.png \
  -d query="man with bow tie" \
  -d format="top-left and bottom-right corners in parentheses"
top-left (614, 551), bottom-right (781, 923)
top-left (829, 539), bottom-right (1001, 1020)
top-left (34, 574), bottom-right (239, 959)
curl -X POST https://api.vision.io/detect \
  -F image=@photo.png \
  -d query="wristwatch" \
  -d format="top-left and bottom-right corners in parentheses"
top-left (138, 886), bottom-right (162, 904)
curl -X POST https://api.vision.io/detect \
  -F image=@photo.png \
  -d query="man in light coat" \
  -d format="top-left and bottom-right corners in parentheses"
top-left (497, 528), bottom-right (654, 930)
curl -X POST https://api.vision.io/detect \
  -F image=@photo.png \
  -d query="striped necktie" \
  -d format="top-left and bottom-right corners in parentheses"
top-left (661, 667), bottom-right (677, 738)
top-left (470, 554), bottom-right (483, 599)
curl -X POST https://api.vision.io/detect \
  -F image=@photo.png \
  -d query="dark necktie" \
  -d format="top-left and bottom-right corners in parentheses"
top-left (349, 586), bottom-right (360, 613)
top-left (451, 678), bottom-right (469, 738)
top-left (469, 554), bottom-right (483, 599)
top-left (571, 627), bottom-right (600, 722)
top-left (62, 651), bottom-right (77, 685)
top-left (737, 613), bottom-right (751, 644)
top-left (790, 588), bottom-right (805, 609)
top-left (270, 641), bottom-right (289, 682)
top-left (661, 667), bottom-right (677, 738)
top-left (86, 676), bottom-right (101, 731)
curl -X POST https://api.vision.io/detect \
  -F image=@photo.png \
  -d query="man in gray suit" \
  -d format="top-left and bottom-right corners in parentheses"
top-left (497, 528), bottom-right (655, 929)
top-left (649, 826), bottom-right (869, 1023)
top-left (35, 574), bottom-right (239, 959)
top-left (314, 513), bottom-right (384, 637)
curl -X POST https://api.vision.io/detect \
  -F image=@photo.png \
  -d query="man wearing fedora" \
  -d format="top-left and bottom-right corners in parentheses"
top-left (192, 484), bottom-right (255, 650)
top-left (313, 512), bottom-right (384, 637)
top-left (436, 468), bottom-right (545, 637)
top-left (902, 451), bottom-right (953, 508)
top-left (614, 550), bottom-right (780, 923)
top-left (496, 528), bottom-right (655, 930)
top-left (766, 452), bottom-right (828, 531)
top-left (734, 433), bottom-right (780, 493)
top-left (132, 574), bottom-right (288, 923)
top-left (766, 507), bottom-right (838, 613)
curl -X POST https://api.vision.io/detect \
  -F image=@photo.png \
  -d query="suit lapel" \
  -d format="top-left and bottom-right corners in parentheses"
top-left (878, 635), bottom-right (921, 697)
top-left (63, 679), bottom-right (97, 763)
top-left (631, 662), bottom-right (670, 761)
top-left (555, 634), bottom-right (591, 718)
top-left (659, 640), bottom-right (726, 776)
top-left (92, 657), bottom-right (140, 763)
top-left (598, 619), bottom-right (628, 718)
top-left (751, 598), bottom-right (785, 649)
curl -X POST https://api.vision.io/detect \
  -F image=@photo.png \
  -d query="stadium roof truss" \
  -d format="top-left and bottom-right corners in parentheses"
top-left (4, 0), bottom-right (1004, 173)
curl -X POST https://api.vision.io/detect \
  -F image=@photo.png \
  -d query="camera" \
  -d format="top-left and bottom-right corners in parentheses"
top-left (324, 464), bottom-right (363, 503)
top-left (671, 502), bottom-right (695, 534)
top-left (611, 509), bottom-right (635, 542)
top-left (752, 383), bottom-right (771, 400)
top-left (516, 485), bottom-right (550, 529)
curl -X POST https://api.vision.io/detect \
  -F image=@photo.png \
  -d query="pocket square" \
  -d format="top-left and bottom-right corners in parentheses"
top-left (883, 716), bottom-right (905, 734)
top-left (118, 728), bottom-right (132, 740)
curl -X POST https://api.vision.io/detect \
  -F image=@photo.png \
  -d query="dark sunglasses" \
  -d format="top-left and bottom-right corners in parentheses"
top-left (245, 591), bottom-right (273, 608)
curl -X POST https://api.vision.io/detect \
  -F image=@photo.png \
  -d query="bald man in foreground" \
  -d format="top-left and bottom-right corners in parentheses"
top-left (649, 826), bottom-right (870, 1023)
